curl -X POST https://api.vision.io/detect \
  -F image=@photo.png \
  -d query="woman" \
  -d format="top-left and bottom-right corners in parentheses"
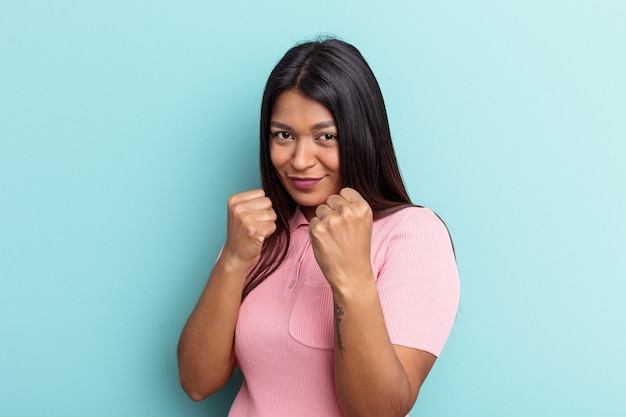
top-left (177, 38), bottom-right (460, 417)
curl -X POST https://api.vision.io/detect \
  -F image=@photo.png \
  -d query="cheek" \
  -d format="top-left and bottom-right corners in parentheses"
top-left (269, 145), bottom-right (291, 175)
top-left (268, 143), bottom-right (281, 168)
top-left (329, 150), bottom-right (340, 171)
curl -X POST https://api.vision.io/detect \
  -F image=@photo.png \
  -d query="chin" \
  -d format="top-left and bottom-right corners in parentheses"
top-left (293, 197), bottom-right (325, 208)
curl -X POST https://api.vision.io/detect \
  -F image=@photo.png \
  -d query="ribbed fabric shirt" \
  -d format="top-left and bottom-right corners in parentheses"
top-left (227, 206), bottom-right (460, 417)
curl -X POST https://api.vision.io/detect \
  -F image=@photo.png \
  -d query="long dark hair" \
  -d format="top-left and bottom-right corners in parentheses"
top-left (242, 38), bottom-right (413, 299)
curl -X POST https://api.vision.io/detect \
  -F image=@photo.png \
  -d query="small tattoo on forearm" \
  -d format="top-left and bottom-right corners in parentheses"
top-left (334, 302), bottom-right (346, 358)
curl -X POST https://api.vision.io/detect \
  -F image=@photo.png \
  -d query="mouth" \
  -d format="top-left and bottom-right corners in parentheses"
top-left (289, 177), bottom-right (323, 190)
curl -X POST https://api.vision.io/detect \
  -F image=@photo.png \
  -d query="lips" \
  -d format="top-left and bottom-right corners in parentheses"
top-left (289, 177), bottom-right (322, 190)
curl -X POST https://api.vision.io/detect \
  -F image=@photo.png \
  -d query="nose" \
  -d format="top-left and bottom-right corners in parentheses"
top-left (291, 139), bottom-right (315, 171)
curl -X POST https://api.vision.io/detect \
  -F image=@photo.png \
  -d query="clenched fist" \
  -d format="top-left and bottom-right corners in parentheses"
top-left (222, 189), bottom-right (277, 269)
top-left (308, 188), bottom-right (374, 291)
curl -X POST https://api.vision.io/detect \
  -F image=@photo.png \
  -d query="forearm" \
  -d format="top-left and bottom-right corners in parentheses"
top-left (332, 279), bottom-right (413, 417)
top-left (177, 254), bottom-right (248, 401)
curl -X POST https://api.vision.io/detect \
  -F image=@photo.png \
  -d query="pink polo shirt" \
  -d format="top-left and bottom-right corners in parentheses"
top-left (228, 206), bottom-right (460, 417)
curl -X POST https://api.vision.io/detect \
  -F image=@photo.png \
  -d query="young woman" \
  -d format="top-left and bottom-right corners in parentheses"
top-left (177, 38), bottom-right (460, 417)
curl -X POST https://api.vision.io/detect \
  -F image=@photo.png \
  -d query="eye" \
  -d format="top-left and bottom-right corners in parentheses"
top-left (272, 131), bottom-right (292, 140)
top-left (318, 133), bottom-right (337, 141)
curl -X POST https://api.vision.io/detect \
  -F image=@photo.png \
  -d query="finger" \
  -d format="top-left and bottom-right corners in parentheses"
top-left (324, 193), bottom-right (348, 210)
top-left (258, 221), bottom-right (277, 239)
top-left (256, 207), bottom-right (277, 222)
top-left (228, 189), bottom-right (266, 205)
top-left (314, 203), bottom-right (333, 219)
top-left (308, 216), bottom-right (321, 238)
top-left (246, 196), bottom-right (274, 210)
top-left (246, 206), bottom-right (276, 227)
top-left (339, 187), bottom-right (364, 203)
top-left (246, 212), bottom-right (277, 238)
top-left (231, 196), bottom-right (274, 215)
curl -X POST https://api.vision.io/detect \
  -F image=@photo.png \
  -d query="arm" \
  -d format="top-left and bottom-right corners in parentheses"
top-left (331, 281), bottom-right (435, 417)
top-left (177, 189), bottom-right (276, 401)
top-left (309, 188), bottom-right (452, 417)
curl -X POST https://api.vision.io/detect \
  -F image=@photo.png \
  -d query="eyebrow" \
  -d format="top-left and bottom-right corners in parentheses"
top-left (270, 120), bottom-right (336, 130)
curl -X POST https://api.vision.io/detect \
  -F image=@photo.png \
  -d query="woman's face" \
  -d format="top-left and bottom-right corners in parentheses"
top-left (269, 89), bottom-right (342, 220)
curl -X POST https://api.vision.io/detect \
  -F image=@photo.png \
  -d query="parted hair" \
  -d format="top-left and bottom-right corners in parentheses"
top-left (243, 37), bottom-right (413, 299)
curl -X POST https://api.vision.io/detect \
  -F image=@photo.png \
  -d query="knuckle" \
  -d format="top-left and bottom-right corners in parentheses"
top-left (356, 201), bottom-right (368, 213)
top-left (314, 219), bottom-right (329, 234)
top-left (227, 194), bottom-right (239, 207)
top-left (230, 202), bottom-right (245, 216)
top-left (246, 224), bottom-right (259, 238)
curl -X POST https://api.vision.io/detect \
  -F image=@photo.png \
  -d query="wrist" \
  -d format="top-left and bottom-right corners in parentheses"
top-left (216, 249), bottom-right (256, 276)
top-left (330, 271), bottom-right (377, 305)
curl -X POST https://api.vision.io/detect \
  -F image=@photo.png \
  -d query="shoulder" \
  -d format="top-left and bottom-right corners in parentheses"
top-left (371, 206), bottom-right (456, 271)
top-left (373, 206), bottom-right (451, 243)
top-left (373, 208), bottom-right (460, 357)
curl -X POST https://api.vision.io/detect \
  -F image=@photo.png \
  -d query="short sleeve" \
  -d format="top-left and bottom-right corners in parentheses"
top-left (375, 208), bottom-right (460, 357)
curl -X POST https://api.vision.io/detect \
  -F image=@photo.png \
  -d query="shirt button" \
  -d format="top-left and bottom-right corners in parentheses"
top-left (288, 280), bottom-right (296, 289)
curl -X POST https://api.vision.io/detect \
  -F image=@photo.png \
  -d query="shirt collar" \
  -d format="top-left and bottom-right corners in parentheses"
top-left (289, 206), bottom-right (309, 231)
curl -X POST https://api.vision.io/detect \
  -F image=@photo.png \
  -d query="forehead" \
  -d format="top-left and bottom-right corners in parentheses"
top-left (271, 90), bottom-right (335, 126)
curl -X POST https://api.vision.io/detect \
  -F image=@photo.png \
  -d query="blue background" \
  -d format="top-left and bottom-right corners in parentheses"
top-left (1, 0), bottom-right (625, 415)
